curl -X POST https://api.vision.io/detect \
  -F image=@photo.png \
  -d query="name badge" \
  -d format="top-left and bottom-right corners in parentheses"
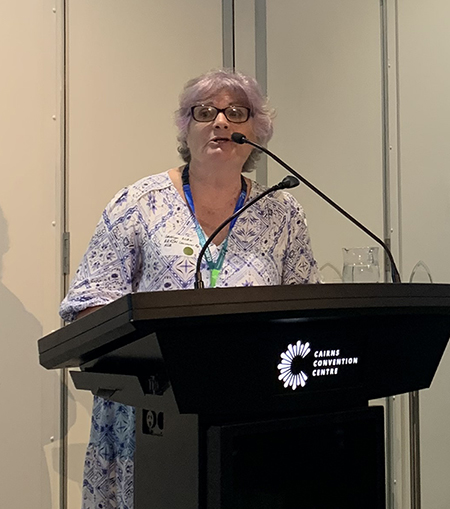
top-left (159, 233), bottom-right (200, 257)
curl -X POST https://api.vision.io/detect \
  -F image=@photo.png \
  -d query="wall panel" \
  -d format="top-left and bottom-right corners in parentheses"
top-left (265, 0), bottom-right (384, 282)
top-left (0, 1), bottom-right (62, 508)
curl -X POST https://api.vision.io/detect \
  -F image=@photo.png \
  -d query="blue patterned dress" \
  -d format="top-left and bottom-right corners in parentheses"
top-left (60, 170), bottom-right (320, 509)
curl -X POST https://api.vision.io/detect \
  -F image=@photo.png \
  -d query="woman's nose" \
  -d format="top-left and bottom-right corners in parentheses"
top-left (213, 111), bottom-right (229, 128)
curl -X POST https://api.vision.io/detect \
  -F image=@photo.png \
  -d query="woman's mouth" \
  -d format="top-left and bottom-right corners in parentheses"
top-left (210, 137), bottom-right (231, 144)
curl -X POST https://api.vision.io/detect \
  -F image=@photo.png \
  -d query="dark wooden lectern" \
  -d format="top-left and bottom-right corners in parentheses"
top-left (39, 283), bottom-right (450, 509)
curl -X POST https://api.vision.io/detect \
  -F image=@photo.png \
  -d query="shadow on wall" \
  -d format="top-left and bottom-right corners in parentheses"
top-left (0, 204), bottom-right (54, 506)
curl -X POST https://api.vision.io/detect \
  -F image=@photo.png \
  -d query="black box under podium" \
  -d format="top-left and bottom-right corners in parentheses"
top-left (38, 283), bottom-right (450, 508)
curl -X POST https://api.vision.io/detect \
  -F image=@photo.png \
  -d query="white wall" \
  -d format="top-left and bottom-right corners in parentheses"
top-left (0, 0), bottom-right (62, 507)
top-left (266, 0), bottom-right (384, 282)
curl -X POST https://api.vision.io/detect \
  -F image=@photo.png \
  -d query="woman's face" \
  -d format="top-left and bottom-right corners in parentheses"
top-left (186, 90), bottom-right (255, 169)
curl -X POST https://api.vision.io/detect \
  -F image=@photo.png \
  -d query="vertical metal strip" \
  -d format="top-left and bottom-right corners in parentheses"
top-left (385, 397), bottom-right (395, 509)
top-left (380, 1), bottom-right (395, 508)
top-left (393, 0), bottom-right (403, 281)
top-left (222, 0), bottom-right (235, 69)
top-left (231, 0), bottom-right (236, 70)
top-left (60, 0), bottom-right (69, 507)
top-left (60, 376), bottom-right (68, 509)
top-left (254, 0), bottom-right (268, 185)
top-left (254, 0), bottom-right (267, 96)
top-left (409, 391), bottom-right (422, 509)
top-left (380, 0), bottom-right (392, 282)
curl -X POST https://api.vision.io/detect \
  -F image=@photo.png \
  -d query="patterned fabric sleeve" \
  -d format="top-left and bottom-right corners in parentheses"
top-left (60, 187), bottom-right (143, 322)
top-left (280, 192), bottom-right (321, 284)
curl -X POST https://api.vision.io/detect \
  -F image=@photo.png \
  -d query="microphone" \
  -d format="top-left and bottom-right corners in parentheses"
top-left (194, 175), bottom-right (300, 289)
top-left (231, 132), bottom-right (401, 283)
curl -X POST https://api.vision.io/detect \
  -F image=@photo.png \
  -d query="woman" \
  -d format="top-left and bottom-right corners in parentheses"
top-left (60, 69), bottom-right (320, 509)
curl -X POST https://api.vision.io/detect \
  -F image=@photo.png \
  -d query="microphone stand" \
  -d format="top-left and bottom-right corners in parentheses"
top-left (231, 133), bottom-right (401, 284)
top-left (194, 176), bottom-right (299, 289)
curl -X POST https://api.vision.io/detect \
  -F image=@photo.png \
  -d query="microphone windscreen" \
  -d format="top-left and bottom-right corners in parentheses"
top-left (231, 132), bottom-right (247, 144)
top-left (281, 176), bottom-right (300, 189)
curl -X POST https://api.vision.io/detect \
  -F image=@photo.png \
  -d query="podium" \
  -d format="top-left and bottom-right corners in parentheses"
top-left (39, 283), bottom-right (450, 508)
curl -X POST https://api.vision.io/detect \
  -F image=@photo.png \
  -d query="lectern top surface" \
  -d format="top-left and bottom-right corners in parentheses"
top-left (39, 283), bottom-right (450, 369)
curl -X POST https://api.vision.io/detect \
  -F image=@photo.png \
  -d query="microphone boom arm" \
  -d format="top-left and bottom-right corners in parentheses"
top-left (234, 135), bottom-right (401, 283)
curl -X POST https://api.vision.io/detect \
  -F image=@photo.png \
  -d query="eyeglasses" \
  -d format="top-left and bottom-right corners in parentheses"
top-left (191, 105), bottom-right (251, 124)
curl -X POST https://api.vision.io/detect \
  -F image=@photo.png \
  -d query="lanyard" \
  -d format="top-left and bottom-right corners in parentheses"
top-left (182, 164), bottom-right (247, 287)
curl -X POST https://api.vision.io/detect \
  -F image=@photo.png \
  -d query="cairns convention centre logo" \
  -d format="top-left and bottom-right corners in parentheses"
top-left (277, 340), bottom-right (311, 390)
top-left (277, 340), bottom-right (359, 390)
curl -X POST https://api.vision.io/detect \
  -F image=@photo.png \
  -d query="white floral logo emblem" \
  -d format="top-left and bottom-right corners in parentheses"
top-left (277, 340), bottom-right (311, 390)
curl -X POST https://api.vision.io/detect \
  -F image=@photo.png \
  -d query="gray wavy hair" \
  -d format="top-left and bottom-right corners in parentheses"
top-left (175, 69), bottom-right (274, 172)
